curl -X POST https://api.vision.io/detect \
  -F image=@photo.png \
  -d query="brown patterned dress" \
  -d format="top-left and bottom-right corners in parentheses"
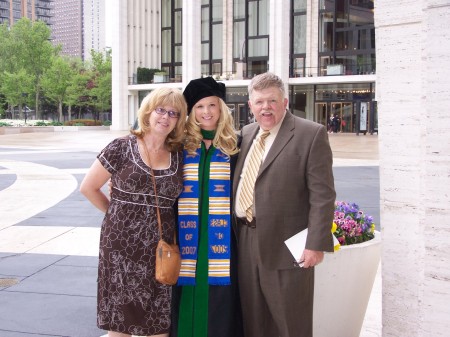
top-left (96, 135), bottom-right (183, 335)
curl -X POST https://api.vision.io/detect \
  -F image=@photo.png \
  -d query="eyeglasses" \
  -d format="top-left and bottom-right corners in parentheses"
top-left (154, 107), bottom-right (180, 119)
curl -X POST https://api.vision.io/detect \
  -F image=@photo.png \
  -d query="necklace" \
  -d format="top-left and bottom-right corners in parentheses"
top-left (142, 137), bottom-right (164, 154)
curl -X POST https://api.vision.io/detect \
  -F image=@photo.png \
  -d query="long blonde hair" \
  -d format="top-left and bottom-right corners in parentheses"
top-left (131, 88), bottom-right (187, 152)
top-left (184, 98), bottom-right (239, 156)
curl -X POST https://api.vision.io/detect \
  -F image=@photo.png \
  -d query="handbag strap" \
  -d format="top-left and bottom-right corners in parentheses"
top-left (142, 139), bottom-right (177, 245)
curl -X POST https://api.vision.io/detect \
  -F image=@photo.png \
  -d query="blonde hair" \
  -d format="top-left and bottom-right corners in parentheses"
top-left (184, 98), bottom-right (239, 156)
top-left (131, 87), bottom-right (187, 152)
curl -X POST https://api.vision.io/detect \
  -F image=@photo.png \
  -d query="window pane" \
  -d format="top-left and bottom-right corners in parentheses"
top-left (233, 21), bottom-right (245, 59)
top-left (174, 0), bottom-right (183, 9)
top-left (162, 30), bottom-right (172, 63)
top-left (350, 0), bottom-right (374, 25)
top-left (175, 45), bottom-right (182, 63)
top-left (201, 63), bottom-right (210, 76)
top-left (234, 0), bottom-right (245, 19)
top-left (319, 12), bottom-right (333, 52)
top-left (258, 0), bottom-right (268, 35)
top-left (202, 7), bottom-right (209, 41)
top-left (293, 15), bottom-right (306, 54)
top-left (335, 30), bottom-right (353, 51)
top-left (212, 0), bottom-right (223, 21)
top-left (174, 11), bottom-right (182, 44)
top-left (248, 2), bottom-right (257, 36)
top-left (212, 24), bottom-right (223, 59)
top-left (293, 0), bottom-right (307, 12)
top-left (212, 62), bottom-right (221, 75)
top-left (293, 57), bottom-right (305, 77)
top-left (161, 1), bottom-right (171, 28)
top-left (249, 37), bottom-right (268, 57)
top-left (175, 66), bottom-right (182, 77)
top-left (202, 42), bottom-right (210, 60)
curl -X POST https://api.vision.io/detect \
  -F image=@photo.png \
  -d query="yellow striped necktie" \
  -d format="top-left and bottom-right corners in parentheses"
top-left (239, 130), bottom-right (270, 222)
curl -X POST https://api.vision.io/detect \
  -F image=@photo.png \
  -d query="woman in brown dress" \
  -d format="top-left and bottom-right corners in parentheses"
top-left (80, 87), bottom-right (187, 337)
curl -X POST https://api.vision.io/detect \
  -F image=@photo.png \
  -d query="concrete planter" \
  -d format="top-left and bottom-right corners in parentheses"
top-left (313, 231), bottom-right (381, 337)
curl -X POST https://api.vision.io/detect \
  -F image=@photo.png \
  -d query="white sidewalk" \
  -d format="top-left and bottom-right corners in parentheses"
top-left (0, 130), bottom-right (381, 337)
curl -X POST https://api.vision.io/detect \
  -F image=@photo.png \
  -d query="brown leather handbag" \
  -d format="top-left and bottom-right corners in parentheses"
top-left (144, 143), bottom-right (181, 285)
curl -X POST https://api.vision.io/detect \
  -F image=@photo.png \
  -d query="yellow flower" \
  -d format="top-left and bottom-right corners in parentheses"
top-left (370, 223), bottom-right (375, 233)
top-left (332, 222), bottom-right (340, 251)
top-left (332, 222), bottom-right (337, 233)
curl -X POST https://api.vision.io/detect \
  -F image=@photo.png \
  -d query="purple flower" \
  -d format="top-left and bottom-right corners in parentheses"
top-left (333, 201), bottom-right (375, 246)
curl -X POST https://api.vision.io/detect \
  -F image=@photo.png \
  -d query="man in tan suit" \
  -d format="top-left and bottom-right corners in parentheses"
top-left (233, 72), bottom-right (336, 337)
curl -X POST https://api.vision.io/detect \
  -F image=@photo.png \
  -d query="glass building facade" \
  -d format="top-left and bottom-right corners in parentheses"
top-left (127, 0), bottom-right (376, 133)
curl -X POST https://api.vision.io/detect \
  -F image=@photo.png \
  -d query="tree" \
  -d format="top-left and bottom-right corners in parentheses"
top-left (1, 69), bottom-right (33, 120)
top-left (65, 62), bottom-right (91, 121)
top-left (88, 49), bottom-right (112, 121)
top-left (10, 18), bottom-right (57, 119)
top-left (41, 55), bottom-right (77, 122)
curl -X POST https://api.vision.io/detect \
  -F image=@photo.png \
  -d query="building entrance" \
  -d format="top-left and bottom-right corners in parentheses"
top-left (316, 101), bottom-right (353, 133)
top-left (226, 103), bottom-right (249, 130)
top-left (315, 101), bottom-right (376, 133)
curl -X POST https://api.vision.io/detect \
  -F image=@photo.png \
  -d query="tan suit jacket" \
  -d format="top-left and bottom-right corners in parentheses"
top-left (233, 112), bottom-right (336, 270)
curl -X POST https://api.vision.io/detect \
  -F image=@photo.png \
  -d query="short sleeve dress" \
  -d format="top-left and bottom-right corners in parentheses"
top-left (96, 134), bottom-right (183, 336)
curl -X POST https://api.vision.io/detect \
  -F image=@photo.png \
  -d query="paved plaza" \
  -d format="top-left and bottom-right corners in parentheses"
top-left (0, 129), bottom-right (381, 337)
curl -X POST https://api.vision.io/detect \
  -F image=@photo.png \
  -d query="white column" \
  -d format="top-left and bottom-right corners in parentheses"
top-left (269, 0), bottom-right (290, 91)
top-left (111, 0), bottom-right (130, 130)
top-left (222, 0), bottom-right (234, 77)
top-left (308, 0), bottom-right (319, 77)
top-left (376, 0), bottom-right (450, 336)
top-left (182, 0), bottom-right (202, 87)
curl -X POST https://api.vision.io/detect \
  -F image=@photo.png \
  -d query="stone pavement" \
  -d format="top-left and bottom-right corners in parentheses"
top-left (0, 130), bottom-right (380, 337)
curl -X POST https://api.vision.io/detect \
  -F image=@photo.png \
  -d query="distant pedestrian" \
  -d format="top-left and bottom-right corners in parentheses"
top-left (327, 115), bottom-right (334, 133)
top-left (332, 113), bottom-right (341, 133)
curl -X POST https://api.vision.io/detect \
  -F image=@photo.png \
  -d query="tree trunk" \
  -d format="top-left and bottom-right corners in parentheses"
top-left (19, 104), bottom-right (24, 120)
top-left (35, 92), bottom-right (41, 120)
top-left (58, 101), bottom-right (63, 122)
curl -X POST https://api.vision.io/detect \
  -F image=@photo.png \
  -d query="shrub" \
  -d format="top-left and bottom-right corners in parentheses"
top-left (35, 121), bottom-right (51, 126)
top-left (64, 119), bottom-right (102, 126)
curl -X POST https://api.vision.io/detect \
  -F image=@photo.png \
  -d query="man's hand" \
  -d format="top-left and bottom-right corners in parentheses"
top-left (299, 249), bottom-right (324, 268)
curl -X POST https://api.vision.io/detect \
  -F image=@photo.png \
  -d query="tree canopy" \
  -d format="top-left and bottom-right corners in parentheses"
top-left (0, 17), bottom-right (112, 122)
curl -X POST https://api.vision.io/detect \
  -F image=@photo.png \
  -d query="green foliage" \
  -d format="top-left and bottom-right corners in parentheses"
top-left (0, 18), bottom-right (112, 123)
top-left (88, 49), bottom-right (112, 119)
top-left (8, 18), bottom-right (56, 119)
top-left (137, 67), bottom-right (163, 84)
top-left (103, 120), bottom-right (112, 126)
top-left (34, 121), bottom-right (50, 126)
top-left (41, 55), bottom-right (77, 122)
top-left (0, 121), bottom-right (12, 127)
top-left (64, 119), bottom-right (102, 126)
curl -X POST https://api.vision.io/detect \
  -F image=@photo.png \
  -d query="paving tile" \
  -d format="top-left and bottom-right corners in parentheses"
top-left (0, 291), bottom-right (102, 337)
top-left (0, 253), bottom-right (64, 277)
